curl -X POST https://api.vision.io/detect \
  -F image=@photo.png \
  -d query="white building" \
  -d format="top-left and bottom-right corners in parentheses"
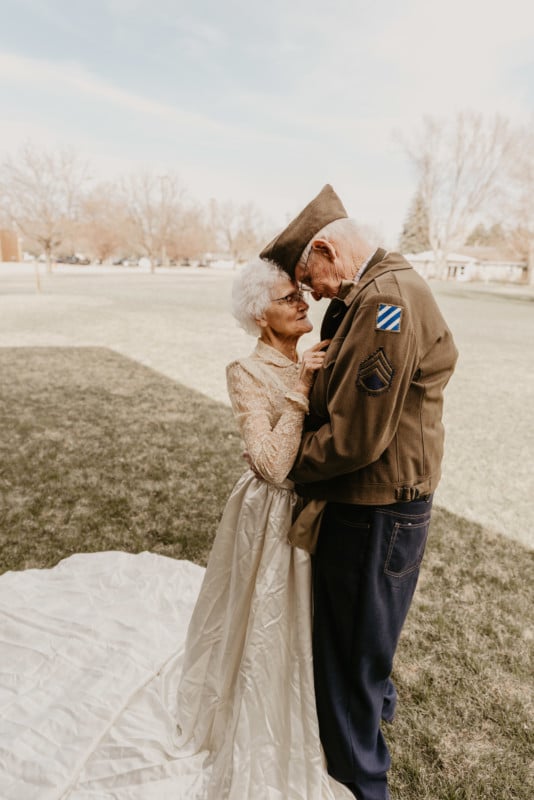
top-left (405, 249), bottom-right (528, 284)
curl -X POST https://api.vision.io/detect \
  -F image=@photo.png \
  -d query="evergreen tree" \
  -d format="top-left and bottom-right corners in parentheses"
top-left (398, 190), bottom-right (431, 253)
top-left (466, 222), bottom-right (506, 247)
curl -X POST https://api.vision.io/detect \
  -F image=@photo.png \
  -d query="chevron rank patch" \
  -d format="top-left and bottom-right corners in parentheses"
top-left (357, 348), bottom-right (394, 396)
top-left (376, 303), bottom-right (402, 332)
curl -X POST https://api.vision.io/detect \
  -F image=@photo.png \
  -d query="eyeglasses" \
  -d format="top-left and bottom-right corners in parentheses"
top-left (272, 290), bottom-right (307, 306)
top-left (297, 255), bottom-right (315, 292)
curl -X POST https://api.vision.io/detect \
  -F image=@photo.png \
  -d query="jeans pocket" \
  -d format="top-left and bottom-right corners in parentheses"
top-left (384, 518), bottom-right (430, 580)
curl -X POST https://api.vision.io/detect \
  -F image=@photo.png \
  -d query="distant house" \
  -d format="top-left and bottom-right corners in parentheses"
top-left (405, 247), bottom-right (528, 284)
top-left (0, 229), bottom-right (22, 262)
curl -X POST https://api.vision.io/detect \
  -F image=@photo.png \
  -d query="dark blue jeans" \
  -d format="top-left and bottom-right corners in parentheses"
top-left (312, 496), bottom-right (433, 800)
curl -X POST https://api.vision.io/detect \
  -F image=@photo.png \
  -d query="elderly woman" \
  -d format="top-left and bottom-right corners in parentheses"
top-left (176, 260), bottom-right (351, 800)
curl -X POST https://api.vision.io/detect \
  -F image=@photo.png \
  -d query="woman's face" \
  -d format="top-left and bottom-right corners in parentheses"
top-left (258, 276), bottom-right (312, 338)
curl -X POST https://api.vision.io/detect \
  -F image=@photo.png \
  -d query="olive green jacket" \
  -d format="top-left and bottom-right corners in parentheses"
top-left (291, 250), bottom-right (458, 504)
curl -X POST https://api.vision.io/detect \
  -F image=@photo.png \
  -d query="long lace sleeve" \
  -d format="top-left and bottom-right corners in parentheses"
top-left (226, 361), bottom-right (309, 485)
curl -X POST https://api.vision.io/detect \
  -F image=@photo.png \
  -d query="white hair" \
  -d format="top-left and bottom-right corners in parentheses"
top-left (297, 217), bottom-right (368, 272)
top-left (231, 258), bottom-right (288, 336)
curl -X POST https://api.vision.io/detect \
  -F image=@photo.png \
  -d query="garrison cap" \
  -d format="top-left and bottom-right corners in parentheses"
top-left (259, 184), bottom-right (348, 279)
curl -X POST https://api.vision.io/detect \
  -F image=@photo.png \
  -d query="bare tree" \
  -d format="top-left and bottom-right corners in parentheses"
top-left (210, 200), bottom-right (267, 264)
top-left (122, 171), bottom-right (185, 270)
top-left (166, 203), bottom-right (216, 262)
top-left (502, 124), bottom-right (534, 279)
top-left (0, 144), bottom-right (90, 275)
top-left (78, 183), bottom-right (132, 263)
top-left (403, 112), bottom-right (514, 276)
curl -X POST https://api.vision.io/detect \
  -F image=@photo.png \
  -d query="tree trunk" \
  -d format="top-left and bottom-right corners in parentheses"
top-left (34, 262), bottom-right (42, 293)
top-left (46, 248), bottom-right (54, 275)
top-left (433, 248), bottom-right (449, 280)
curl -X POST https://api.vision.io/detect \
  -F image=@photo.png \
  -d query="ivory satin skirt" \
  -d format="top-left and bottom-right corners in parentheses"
top-left (0, 471), bottom-right (352, 799)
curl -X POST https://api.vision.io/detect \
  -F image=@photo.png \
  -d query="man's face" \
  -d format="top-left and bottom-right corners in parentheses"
top-left (295, 245), bottom-right (343, 300)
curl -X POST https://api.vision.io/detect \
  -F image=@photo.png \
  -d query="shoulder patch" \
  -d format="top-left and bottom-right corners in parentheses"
top-left (356, 348), bottom-right (394, 396)
top-left (376, 303), bottom-right (402, 332)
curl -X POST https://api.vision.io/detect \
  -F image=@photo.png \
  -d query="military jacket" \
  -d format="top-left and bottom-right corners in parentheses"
top-left (291, 250), bottom-right (458, 504)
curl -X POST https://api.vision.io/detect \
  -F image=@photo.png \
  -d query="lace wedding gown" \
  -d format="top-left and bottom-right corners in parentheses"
top-left (0, 341), bottom-right (352, 800)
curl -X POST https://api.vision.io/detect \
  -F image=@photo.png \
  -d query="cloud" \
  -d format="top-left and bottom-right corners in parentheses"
top-left (0, 51), bottom-right (228, 131)
top-left (0, 51), bottom-right (335, 221)
top-left (0, 51), bottom-right (319, 148)
top-left (373, 0), bottom-right (533, 119)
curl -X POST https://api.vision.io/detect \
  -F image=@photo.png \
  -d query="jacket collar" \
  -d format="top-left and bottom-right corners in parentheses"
top-left (338, 249), bottom-right (411, 306)
top-left (253, 339), bottom-right (298, 367)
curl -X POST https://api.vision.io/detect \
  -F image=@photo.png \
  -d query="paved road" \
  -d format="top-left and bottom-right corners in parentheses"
top-left (1, 264), bottom-right (533, 547)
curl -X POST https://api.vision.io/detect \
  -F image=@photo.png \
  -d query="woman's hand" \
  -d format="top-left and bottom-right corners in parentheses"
top-left (295, 339), bottom-right (331, 396)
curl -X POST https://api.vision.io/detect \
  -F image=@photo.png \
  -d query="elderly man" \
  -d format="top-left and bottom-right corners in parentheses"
top-left (259, 185), bottom-right (458, 800)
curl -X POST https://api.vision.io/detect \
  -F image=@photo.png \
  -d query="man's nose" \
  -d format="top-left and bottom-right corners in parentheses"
top-left (311, 291), bottom-right (322, 301)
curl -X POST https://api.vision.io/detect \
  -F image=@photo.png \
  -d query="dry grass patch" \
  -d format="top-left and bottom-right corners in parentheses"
top-left (389, 508), bottom-right (533, 799)
top-left (0, 346), bottom-right (532, 799)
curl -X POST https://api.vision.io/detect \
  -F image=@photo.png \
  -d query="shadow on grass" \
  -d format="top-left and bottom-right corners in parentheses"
top-left (1, 346), bottom-right (533, 799)
top-left (0, 346), bottom-right (244, 571)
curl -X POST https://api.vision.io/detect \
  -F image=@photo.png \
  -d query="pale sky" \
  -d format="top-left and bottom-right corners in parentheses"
top-left (1, 0), bottom-right (533, 242)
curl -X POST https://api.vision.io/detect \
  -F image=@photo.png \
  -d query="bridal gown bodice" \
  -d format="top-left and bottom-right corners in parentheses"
top-left (0, 340), bottom-right (352, 800)
top-left (224, 338), bottom-right (311, 486)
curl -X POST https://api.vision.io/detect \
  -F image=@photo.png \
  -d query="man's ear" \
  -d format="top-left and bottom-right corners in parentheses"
top-left (255, 315), bottom-right (268, 328)
top-left (311, 238), bottom-right (336, 262)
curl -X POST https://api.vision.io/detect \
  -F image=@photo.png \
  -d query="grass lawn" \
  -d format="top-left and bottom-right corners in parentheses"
top-left (0, 347), bottom-right (244, 569)
top-left (2, 268), bottom-right (533, 546)
top-left (1, 346), bottom-right (533, 799)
